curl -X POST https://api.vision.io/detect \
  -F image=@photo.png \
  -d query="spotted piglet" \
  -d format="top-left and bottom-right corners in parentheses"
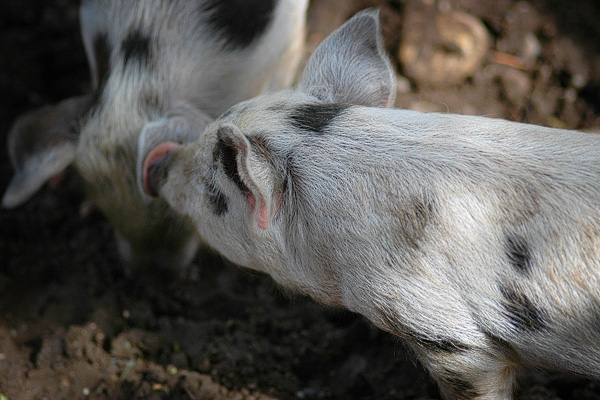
top-left (140, 9), bottom-right (600, 399)
top-left (2, 0), bottom-right (307, 276)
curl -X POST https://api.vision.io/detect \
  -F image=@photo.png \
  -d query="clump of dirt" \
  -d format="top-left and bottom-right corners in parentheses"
top-left (1, 0), bottom-right (599, 399)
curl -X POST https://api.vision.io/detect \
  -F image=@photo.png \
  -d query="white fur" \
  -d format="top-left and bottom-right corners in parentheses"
top-left (144, 9), bottom-right (600, 399)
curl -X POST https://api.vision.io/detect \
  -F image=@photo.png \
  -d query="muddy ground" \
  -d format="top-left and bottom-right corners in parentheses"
top-left (1, 0), bottom-right (600, 399)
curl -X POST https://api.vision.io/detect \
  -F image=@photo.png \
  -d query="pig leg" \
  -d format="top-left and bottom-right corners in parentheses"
top-left (410, 337), bottom-right (517, 400)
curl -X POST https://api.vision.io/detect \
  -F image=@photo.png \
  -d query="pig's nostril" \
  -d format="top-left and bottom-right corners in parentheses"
top-left (143, 141), bottom-right (180, 197)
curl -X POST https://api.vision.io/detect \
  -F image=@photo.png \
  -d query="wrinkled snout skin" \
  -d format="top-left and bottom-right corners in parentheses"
top-left (2, 0), bottom-right (308, 275)
top-left (144, 10), bottom-right (600, 399)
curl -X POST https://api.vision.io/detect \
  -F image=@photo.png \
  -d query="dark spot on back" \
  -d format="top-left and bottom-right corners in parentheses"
top-left (92, 33), bottom-right (111, 92)
top-left (500, 283), bottom-right (546, 332)
top-left (121, 30), bottom-right (151, 68)
top-left (207, 180), bottom-right (229, 215)
top-left (395, 194), bottom-right (435, 249)
top-left (289, 103), bottom-right (350, 134)
top-left (216, 131), bottom-right (248, 192)
top-left (200, 0), bottom-right (276, 49)
top-left (506, 234), bottom-right (532, 274)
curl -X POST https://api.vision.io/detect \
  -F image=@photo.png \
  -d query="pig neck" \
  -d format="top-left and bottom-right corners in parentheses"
top-left (271, 217), bottom-right (346, 309)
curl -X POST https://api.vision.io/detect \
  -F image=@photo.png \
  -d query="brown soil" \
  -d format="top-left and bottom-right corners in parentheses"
top-left (1, 0), bottom-right (599, 399)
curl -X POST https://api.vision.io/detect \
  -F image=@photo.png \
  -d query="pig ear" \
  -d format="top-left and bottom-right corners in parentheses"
top-left (298, 9), bottom-right (396, 108)
top-left (2, 95), bottom-right (94, 208)
top-left (137, 103), bottom-right (213, 202)
top-left (216, 125), bottom-right (275, 230)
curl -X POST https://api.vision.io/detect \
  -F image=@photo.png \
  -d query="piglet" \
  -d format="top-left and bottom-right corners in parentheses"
top-left (141, 9), bottom-right (600, 399)
top-left (3, 0), bottom-right (308, 276)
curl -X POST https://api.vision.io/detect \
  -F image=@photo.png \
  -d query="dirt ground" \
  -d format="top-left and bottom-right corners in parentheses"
top-left (1, 0), bottom-right (600, 399)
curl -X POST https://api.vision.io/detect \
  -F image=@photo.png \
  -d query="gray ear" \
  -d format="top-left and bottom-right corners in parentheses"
top-left (137, 103), bottom-right (213, 202)
top-left (216, 125), bottom-right (276, 230)
top-left (2, 94), bottom-right (94, 208)
top-left (298, 9), bottom-right (396, 108)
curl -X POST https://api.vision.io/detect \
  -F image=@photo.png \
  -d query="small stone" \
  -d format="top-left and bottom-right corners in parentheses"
top-left (398, 10), bottom-right (490, 87)
top-left (500, 68), bottom-right (532, 105)
top-left (572, 74), bottom-right (588, 89)
top-left (521, 33), bottom-right (541, 65)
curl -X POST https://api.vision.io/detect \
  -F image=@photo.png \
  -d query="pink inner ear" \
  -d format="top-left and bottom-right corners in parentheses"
top-left (244, 191), bottom-right (269, 230)
top-left (245, 191), bottom-right (256, 211)
top-left (257, 203), bottom-right (269, 230)
top-left (142, 141), bottom-right (180, 196)
top-left (384, 90), bottom-right (393, 108)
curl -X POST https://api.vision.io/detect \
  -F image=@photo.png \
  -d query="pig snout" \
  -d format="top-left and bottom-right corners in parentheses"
top-left (142, 142), bottom-right (180, 198)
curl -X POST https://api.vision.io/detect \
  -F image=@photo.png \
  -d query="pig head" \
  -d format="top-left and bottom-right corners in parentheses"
top-left (2, 0), bottom-right (308, 275)
top-left (141, 9), bottom-right (600, 399)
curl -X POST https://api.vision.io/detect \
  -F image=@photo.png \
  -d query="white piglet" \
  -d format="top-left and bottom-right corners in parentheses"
top-left (141, 9), bottom-right (600, 399)
top-left (3, 0), bottom-right (307, 276)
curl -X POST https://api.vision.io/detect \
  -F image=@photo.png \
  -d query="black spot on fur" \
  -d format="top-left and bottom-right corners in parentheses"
top-left (216, 132), bottom-right (248, 192)
top-left (92, 34), bottom-right (111, 92)
top-left (500, 284), bottom-right (546, 332)
top-left (440, 374), bottom-right (479, 400)
top-left (289, 103), bottom-right (350, 134)
top-left (121, 30), bottom-right (151, 68)
top-left (506, 235), bottom-right (532, 274)
top-left (207, 181), bottom-right (229, 215)
top-left (396, 194), bottom-right (435, 249)
top-left (200, 0), bottom-right (276, 49)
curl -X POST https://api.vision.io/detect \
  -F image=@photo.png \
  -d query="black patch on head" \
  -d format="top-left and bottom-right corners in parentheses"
top-left (121, 30), bottom-right (151, 68)
top-left (216, 134), bottom-right (248, 192)
top-left (200, 0), bottom-right (276, 49)
top-left (500, 284), bottom-right (546, 332)
top-left (92, 33), bottom-right (111, 92)
top-left (439, 373), bottom-right (479, 400)
top-left (506, 234), bottom-right (532, 274)
top-left (289, 103), bottom-right (350, 134)
top-left (207, 181), bottom-right (229, 215)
